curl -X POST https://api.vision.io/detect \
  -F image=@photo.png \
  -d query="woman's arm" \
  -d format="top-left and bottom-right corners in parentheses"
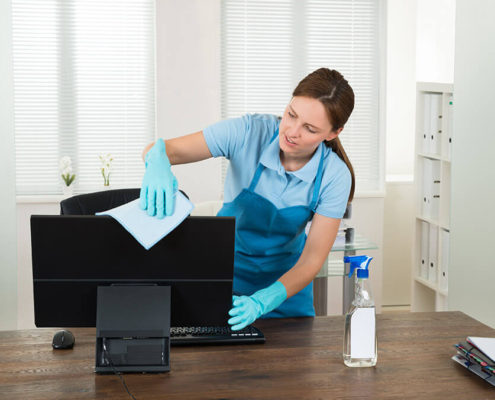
top-left (279, 213), bottom-right (341, 298)
top-left (142, 131), bottom-right (213, 165)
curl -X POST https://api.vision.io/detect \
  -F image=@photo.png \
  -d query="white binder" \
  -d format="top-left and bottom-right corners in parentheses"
top-left (447, 94), bottom-right (453, 160)
top-left (428, 224), bottom-right (438, 283)
top-left (429, 94), bottom-right (442, 155)
top-left (440, 229), bottom-right (449, 291)
top-left (430, 160), bottom-right (441, 221)
top-left (422, 94), bottom-right (431, 154)
top-left (421, 159), bottom-right (432, 218)
top-left (420, 222), bottom-right (429, 279)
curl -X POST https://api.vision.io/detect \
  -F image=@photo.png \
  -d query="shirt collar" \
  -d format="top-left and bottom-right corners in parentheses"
top-left (260, 134), bottom-right (327, 183)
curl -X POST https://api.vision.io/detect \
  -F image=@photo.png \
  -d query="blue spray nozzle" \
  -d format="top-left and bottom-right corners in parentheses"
top-left (344, 255), bottom-right (373, 278)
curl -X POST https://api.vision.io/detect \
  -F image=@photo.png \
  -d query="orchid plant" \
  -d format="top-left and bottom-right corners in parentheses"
top-left (59, 156), bottom-right (76, 187)
top-left (99, 153), bottom-right (114, 186)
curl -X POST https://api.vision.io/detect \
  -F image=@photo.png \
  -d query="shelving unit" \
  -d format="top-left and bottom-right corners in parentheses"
top-left (412, 82), bottom-right (453, 312)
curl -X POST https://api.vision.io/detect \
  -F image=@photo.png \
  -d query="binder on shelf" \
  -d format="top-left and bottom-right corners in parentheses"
top-left (421, 159), bottom-right (432, 218)
top-left (422, 93), bottom-right (431, 154)
top-left (440, 229), bottom-right (449, 291)
top-left (421, 158), bottom-right (440, 221)
top-left (420, 222), bottom-right (429, 279)
top-left (429, 94), bottom-right (442, 155)
top-left (430, 160), bottom-right (441, 221)
top-left (447, 94), bottom-right (454, 160)
top-left (428, 224), bottom-right (438, 283)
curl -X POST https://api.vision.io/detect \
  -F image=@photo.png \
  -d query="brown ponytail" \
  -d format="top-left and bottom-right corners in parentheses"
top-left (292, 68), bottom-right (355, 203)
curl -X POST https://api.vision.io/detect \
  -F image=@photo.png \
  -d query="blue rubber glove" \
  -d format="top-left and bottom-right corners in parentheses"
top-left (228, 281), bottom-right (287, 331)
top-left (139, 138), bottom-right (178, 219)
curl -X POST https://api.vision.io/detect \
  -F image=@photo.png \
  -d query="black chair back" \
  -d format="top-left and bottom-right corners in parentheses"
top-left (60, 188), bottom-right (140, 215)
top-left (60, 188), bottom-right (189, 215)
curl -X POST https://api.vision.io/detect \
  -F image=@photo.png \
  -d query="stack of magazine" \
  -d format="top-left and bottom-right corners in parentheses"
top-left (452, 336), bottom-right (495, 386)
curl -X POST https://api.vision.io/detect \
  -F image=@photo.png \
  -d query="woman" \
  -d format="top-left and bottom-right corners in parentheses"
top-left (140, 68), bottom-right (355, 331)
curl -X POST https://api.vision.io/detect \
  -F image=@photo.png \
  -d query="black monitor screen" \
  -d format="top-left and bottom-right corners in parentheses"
top-left (30, 215), bottom-right (235, 327)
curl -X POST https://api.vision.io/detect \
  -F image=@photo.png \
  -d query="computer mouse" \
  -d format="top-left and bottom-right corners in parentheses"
top-left (52, 330), bottom-right (75, 349)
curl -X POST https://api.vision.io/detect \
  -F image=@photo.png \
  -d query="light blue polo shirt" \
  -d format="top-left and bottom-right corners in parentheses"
top-left (203, 113), bottom-right (351, 219)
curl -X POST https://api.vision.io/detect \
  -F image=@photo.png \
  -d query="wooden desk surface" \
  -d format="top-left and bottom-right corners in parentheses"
top-left (0, 311), bottom-right (494, 400)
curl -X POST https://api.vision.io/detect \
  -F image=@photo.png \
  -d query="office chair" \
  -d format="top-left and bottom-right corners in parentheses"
top-left (60, 188), bottom-right (188, 215)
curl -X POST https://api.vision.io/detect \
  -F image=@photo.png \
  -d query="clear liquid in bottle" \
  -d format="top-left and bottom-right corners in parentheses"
top-left (343, 304), bottom-right (377, 367)
top-left (343, 275), bottom-right (377, 367)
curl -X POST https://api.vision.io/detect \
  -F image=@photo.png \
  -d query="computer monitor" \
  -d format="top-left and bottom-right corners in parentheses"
top-left (30, 215), bottom-right (235, 328)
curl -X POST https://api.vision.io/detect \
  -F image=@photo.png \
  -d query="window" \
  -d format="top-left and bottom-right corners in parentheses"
top-left (221, 0), bottom-right (384, 193)
top-left (12, 0), bottom-right (155, 195)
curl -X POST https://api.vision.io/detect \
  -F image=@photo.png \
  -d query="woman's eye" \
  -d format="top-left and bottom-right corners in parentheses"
top-left (306, 126), bottom-right (316, 133)
top-left (288, 111), bottom-right (295, 118)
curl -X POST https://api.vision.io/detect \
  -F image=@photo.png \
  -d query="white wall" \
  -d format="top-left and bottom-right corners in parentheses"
top-left (382, 0), bottom-right (417, 308)
top-left (382, 182), bottom-right (414, 306)
top-left (156, 0), bottom-right (223, 204)
top-left (386, 0), bottom-right (417, 180)
top-left (0, 0), bottom-right (18, 330)
top-left (416, 0), bottom-right (456, 84)
top-left (449, 0), bottom-right (495, 328)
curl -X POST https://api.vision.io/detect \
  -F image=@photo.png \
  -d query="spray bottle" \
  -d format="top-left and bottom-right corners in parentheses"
top-left (343, 255), bottom-right (377, 367)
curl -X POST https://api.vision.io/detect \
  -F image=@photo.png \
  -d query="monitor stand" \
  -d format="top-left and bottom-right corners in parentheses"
top-left (95, 284), bottom-right (171, 373)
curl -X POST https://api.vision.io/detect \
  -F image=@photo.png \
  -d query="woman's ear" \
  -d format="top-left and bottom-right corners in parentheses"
top-left (324, 127), bottom-right (343, 142)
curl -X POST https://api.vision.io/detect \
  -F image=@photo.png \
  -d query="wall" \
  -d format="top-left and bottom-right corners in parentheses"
top-left (382, 182), bottom-right (414, 306)
top-left (0, 0), bottom-right (18, 330)
top-left (382, 0), bottom-right (417, 308)
top-left (156, 0), bottom-right (223, 204)
top-left (416, 0), bottom-right (456, 84)
top-left (386, 0), bottom-right (417, 180)
top-left (449, 0), bottom-right (495, 328)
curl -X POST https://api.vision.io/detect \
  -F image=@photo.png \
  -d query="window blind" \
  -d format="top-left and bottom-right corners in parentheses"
top-left (12, 0), bottom-right (155, 195)
top-left (221, 0), bottom-right (382, 193)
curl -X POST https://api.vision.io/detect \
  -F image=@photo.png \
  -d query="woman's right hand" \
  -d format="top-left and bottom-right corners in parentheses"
top-left (139, 139), bottom-right (178, 219)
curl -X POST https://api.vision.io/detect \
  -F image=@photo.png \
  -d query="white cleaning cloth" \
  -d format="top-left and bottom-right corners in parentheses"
top-left (95, 191), bottom-right (194, 250)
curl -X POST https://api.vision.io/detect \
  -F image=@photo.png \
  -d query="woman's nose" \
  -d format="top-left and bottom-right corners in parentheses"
top-left (287, 124), bottom-right (302, 138)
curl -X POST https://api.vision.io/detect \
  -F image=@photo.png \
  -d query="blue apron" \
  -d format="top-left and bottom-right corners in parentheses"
top-left (217, 128), bottom-right (325, 318)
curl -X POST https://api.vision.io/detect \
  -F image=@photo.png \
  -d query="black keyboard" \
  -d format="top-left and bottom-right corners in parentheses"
top-left (170, 325), bottom-right (265, 346)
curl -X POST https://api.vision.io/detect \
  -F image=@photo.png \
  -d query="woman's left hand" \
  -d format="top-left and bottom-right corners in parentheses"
top-left (228, 295), bottom-right (261, 331)
top-left (228, 281), bottom-right (287, 331)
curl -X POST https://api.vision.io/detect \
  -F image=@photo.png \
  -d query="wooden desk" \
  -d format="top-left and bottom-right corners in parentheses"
top-left (0, 312), bottom-right (494, 399)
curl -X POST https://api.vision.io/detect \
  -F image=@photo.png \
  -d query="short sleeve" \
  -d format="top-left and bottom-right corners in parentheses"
top-left (203, 114), bottom-right (252, 160)
top-left (315, 160), bottom-right (352, 219)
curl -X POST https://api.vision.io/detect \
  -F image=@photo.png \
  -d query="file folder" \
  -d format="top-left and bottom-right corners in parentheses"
top-left (421, 158), bottom-right (440, 221)
top-left (422, 93), bottom-right (431, 154)
top-left (430, 160), bottom-right (441, 221)
top-left (439, 229), bottom-right (449, 291)
top-left (428, 224), bottom-right (438, 283)
top-left (420, 222), bottom-right (429, 279)
top-left (452, 354), bottom-right (495, 386)
top-left (447, 94), bottom-right (454, 160)
top-left (429, 94), bottom-right (442, 155)
top-left (421, 159), bottom-right (432, 218)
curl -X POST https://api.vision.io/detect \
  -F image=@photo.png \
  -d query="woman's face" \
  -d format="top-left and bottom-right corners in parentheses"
top-left (279, 96), bottom-right (341, 159)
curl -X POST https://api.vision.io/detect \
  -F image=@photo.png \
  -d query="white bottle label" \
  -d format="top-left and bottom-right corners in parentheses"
top-left (350, 308), bottom-right (375, 358)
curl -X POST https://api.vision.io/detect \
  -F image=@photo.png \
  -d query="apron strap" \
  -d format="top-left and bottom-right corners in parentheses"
top-left (309, 145), bottom-right (326, 212)
top-left (248, 127), bottom-right (280, 191)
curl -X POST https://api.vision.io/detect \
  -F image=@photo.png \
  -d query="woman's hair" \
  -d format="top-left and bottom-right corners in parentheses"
top-left (292, 68), bottom-right (355, 203)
